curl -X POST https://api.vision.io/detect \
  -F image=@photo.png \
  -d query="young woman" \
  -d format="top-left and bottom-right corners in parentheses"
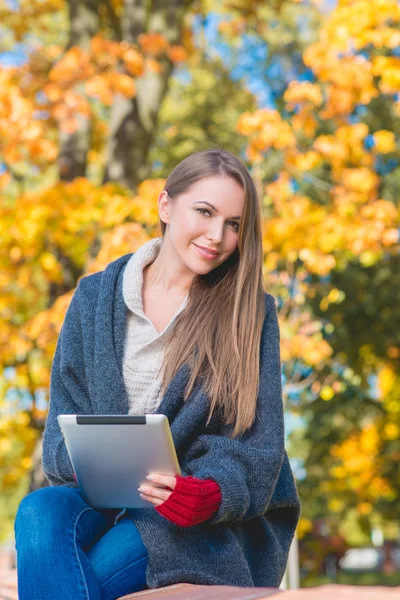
top-left (14, 148), bottom-right (301, 600)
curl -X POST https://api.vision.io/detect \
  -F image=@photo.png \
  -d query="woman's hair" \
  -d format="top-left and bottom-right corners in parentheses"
top-left (157, 148), bottom-right (266, 438)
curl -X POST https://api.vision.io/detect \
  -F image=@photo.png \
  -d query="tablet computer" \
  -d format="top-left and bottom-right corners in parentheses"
top-left (57, 414), bottom-right (181, 509)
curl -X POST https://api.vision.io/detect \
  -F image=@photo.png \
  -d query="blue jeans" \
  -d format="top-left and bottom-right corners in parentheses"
top-left (14, 486), bottom-right (149, 600)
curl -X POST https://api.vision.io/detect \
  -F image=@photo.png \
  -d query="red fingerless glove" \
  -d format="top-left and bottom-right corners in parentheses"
top-left (155, 475), bottom-right (221, 528)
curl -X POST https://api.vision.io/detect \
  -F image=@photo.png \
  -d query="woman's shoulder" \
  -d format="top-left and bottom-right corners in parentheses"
top-left (76, 253), bottom-right (134, 301)
top-left (263, 291), bottom-right (277, 313)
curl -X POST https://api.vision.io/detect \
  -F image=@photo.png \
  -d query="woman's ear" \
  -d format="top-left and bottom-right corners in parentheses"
top-left (159, 190), bottom-right (170, 225)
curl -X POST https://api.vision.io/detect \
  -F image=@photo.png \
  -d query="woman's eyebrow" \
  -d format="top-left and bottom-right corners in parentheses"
top-left (193, 201), bottom-right (241, 220)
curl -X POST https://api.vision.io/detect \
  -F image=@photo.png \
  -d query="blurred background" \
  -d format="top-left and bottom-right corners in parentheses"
top-left (0, 0), bottom-right (399, 591)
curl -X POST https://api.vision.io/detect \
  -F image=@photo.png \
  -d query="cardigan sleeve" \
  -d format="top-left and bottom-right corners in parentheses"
top-left (181, 294), bottom-right (286, 525)
top-left (42, 283), bottom-right (91, 487)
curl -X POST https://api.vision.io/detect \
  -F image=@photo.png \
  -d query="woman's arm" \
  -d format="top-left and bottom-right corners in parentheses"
top-left (42, 283), bottom-right (92, 486)
top-left (180, 294), bottom-right (287, 525)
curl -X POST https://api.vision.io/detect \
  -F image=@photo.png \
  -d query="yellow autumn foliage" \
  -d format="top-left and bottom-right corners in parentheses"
top-left (328, 421), bottom-right (396, 506)
top-left (372, 130), bottom-right (397, 153)
top-left (234, 0), bottom-right (399, 282)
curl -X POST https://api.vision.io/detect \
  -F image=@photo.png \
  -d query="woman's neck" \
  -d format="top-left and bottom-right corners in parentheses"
top-left (142, 245), bottom-right (193, 298)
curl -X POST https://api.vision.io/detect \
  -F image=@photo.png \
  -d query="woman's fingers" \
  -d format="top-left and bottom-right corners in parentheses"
top-left (138, 473), bottom-right (177, 506)
top-left (140, 492), bottom-right (170, 506)
top-left (146, 473), bottom-right (177, 490)
top-left (138, 485), bottom-right (172, 502)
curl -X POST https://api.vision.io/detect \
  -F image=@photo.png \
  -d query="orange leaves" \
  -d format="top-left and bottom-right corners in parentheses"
top-left (0, 176), bottom-right (165, 435)
top-left (373, 130), bottom-right (397, 154)
top-left (137, 33), bottom-right (170, 57)
top-left (377, 366), bottom-right (396, 402)
top-left (323, 367), bottom-right (400, 513)
top-left (311, 125), bottom-right (374, 181)
top-left (51, 89), bottom-right (91, 133)
top-left (301, 1), bottom-right (400, 118)
top-left (21, 289), bottom-right (74, 364)
top-left (0, 176), bottom-right (163, 366)
top-left (322, 58), bottom-right (378, 119)
top-left (46, 36), bottom-right (141, 123)
top-left (285, 150), bottom-right (322, 172)
top-left (313, 135), bottom-right (348, 163)
top-left (0, 27), bottom-right (186, 179)
top-left (109, 73), bottom-right (136, 96)
top-left (87, 223), bottom-right (151, 275)
top-left (130, 179), bottom-right (165, 226)
top-left (0, 0), bottom-right (64, 45)
top-left (284, 82), bottom-right (323, 140)
top-left (48, 36), bottom-right (147, 102)
top-left (90, 36), bottom-right (122, 62)
top-left (284, 81), bottom-right (323, 109)
top-left (291, 108), bottom-right (319, 138)
top-left (85, 73), bottom-right (136, 105)
top-left (281, 330), bottom-right (333, 366)
top-left (167, 45), bottom-right (189, 63)
top-left (262, 167), bottom-right (399, 275)
top-left (381, 229), bottom-right (400, 246)
top-left (237, 109), bottom-right (278, 135)
top-left (359, 199), bottom-right (397, 224)
top-left (373, 56), bottom-right (400, 95)
top-left (237, 109), bottom-right (296, 163)
top-left (341, 167), bottom-right (379, 196)
top-left (319, 0), bottom-right (400, 54)
top-left (123, 48), bottom-right (145, 77)
top-left (84, 76), bottom-right (114, 105)
top-left (49, 47), bottom-right (95, 84)
top-left (39, 252), bottom-right (63, 282)
top-left (236, 2), bottom-right (400, 281)
top-left (0, 71), bottom-right (58, 167)
top-left (329, 423), bottom-right (395, 503)
top-left (0, 75), bottom-right (29, 127)
top-left (262, 194), bottom-right (342, 276)
top-left (0, 409), bottom-right (40, 491)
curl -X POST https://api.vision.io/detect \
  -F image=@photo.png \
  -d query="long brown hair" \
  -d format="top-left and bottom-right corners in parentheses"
top-left (158, 148), bottom-right (266, 438)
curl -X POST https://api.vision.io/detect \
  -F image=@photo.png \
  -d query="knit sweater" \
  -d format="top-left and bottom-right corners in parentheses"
top-left (42, 251), bottom-right (301, 589)
top-left (122, 237), bottom-right (188, 415)
top-left (122, 236), bottom-right (220, 525)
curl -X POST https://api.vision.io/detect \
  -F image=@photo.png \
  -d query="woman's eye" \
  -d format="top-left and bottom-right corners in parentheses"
top-left (196, 208), bottom-right (239, 231)
top-left (196, 208), bottom-right (210, 216)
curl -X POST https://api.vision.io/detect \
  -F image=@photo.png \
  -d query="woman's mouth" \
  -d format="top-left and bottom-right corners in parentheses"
top-left (193, 243), bottom-right (221, 260)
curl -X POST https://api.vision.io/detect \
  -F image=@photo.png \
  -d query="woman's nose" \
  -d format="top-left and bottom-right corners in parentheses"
top-left (206, 219), bottom-right (224, 242)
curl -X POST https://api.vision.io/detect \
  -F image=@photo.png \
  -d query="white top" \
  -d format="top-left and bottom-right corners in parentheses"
top-left (122, 237), bottom-right (189, 415)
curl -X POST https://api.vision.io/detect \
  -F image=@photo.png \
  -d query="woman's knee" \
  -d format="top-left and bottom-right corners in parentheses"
top-left (14, 486), bottom-right (87, 547)
top-left (87, 517), bottom-right (148, 596)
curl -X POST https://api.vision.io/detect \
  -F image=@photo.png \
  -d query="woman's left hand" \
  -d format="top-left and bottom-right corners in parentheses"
top-left (138, 473), bottom-right (177, 507)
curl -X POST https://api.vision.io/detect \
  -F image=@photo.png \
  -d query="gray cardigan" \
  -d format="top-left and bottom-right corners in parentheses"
top-left (42, 252), bottom-right (301, 589)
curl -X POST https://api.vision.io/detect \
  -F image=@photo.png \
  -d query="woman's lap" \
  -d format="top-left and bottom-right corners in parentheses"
top-left (14, 486), bottom-right (148, 600)
top-left (87, 515), bottom-right (148, 598)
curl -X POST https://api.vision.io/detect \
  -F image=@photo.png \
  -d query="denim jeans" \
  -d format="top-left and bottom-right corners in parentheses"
top-left (14, 486), bottom-right (149, 600)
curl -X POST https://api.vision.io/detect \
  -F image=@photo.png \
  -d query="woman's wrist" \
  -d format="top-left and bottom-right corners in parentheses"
top-left (155, 475), bottom-right (221, 527)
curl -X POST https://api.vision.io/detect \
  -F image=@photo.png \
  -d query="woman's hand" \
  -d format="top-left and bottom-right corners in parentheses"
top-left (138, 473), bottom-right (177, 507)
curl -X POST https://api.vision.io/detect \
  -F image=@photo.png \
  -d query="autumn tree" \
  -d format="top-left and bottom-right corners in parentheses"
top-left (0, 0), bottom-right (320, 534)
top-left (234, 0), bottom-right (400, 548)
top-left (2, 0), bottom-right (399, 565)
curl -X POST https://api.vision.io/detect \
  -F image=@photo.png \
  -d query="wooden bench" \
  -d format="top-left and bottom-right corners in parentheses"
top-left (1, 569), bottom-right (399, 600)
top-left (117, 583), bottom-right (400, 599)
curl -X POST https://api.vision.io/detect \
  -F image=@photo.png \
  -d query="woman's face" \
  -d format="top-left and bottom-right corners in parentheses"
top-left (160, 175), bottom-right (245, 275)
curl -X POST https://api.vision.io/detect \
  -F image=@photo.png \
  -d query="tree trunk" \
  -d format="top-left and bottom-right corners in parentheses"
top-left (58, 0), bottom-right (100, 181)
top-left (103, 0), bottom-right (194, 190)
